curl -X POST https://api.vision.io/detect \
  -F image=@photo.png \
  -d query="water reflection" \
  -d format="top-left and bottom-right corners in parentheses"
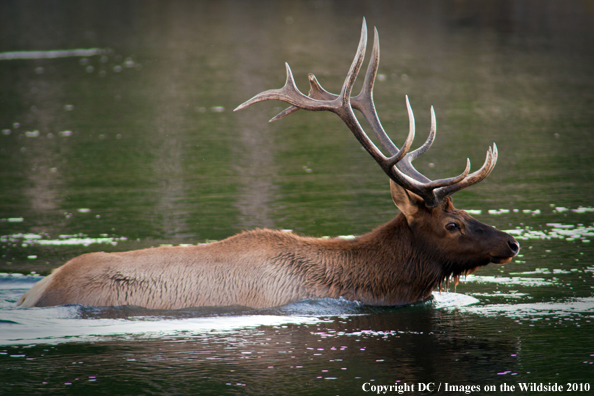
top-left (0, 303), bottom-right (523, 394)
top-left (231, 14), bottom-right (279, 230)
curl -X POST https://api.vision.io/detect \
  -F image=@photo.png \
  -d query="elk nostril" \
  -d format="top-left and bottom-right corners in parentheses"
top-left (508, 240), bottom-right (520, 255)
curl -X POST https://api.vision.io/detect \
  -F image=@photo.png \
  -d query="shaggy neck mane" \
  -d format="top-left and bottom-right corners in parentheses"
top-left (284, 214), bottom-right (451, 305)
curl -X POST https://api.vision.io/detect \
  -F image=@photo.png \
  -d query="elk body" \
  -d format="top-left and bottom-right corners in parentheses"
top-left (19, 19), bottom-right (519, 310)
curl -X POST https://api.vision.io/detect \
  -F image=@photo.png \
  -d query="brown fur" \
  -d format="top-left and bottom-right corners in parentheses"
top-left (18, 183), bottom-right (518, 309)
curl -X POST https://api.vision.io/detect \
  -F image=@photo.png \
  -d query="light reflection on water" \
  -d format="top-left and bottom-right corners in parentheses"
top-left (506, 222), bottom-right (594, 243)
top-left (464, 275), bottom-right (556, 287)
top-left (1, 233), bottom-right (127, 247)
top-left (463, 298), bottom-right (594, 322)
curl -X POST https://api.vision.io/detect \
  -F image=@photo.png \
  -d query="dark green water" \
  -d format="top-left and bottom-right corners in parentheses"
top-left (1, 1), bottom-right (593, 394)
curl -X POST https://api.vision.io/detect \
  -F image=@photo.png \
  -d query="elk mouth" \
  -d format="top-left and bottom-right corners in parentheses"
top-left (489, 239), bottom-right (520, 264)
top-left (444, 247), bottom-right (517, 289)
top-left (490, 255), bottom-right (514, 264)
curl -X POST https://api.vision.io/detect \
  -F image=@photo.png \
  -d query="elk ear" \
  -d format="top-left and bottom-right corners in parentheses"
top-left (390, 180), bottom-right (425, 219)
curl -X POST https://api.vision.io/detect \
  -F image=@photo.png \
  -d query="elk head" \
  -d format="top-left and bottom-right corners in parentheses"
top-left (389, 180), bottom-right (519, 287)
top-left (235, 18), bottom-right (519, 285)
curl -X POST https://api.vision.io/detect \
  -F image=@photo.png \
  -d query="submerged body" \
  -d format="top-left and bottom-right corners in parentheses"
top-left (19, 199), bottom-right (518, 310)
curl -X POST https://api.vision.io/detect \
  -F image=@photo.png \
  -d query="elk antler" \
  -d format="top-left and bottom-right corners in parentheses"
top-left (234, 18), bottom-right (497, 208)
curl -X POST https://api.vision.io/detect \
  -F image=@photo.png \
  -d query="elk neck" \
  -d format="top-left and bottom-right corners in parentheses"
top-left (279, 214), bottom-right (446, 305)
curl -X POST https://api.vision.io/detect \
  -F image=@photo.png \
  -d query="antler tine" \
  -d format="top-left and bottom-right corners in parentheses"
top-left (392, 106), bottom-right (436, 184)
top-left (401, 96), bottom-right (416, 157)
top-left (350, 27), bottom-right (399, 156)
top-left (422, 158), bottom-right (471, 190)
top-left (269, 74), bottom-right (336, 122)
top-left (435, 143), bottom-right (498, 201)
top-left (269, 104), bottom-right (299, 122)
top-left (382, 95), bottom-right (416, 168)
top-left (307, 74), bottom-right (338, 100)
top-left (234, 63), bottom-right (335, 114)
top-left (338, 18), bottom-right (368, 103)
top-left (408, 105), bottom-right (437, 161)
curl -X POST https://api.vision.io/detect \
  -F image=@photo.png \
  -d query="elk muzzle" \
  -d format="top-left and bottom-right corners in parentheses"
top-left (489, 234), bottom-right (520, 264)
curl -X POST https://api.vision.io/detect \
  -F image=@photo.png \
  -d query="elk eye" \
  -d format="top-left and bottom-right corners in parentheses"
top-left (445, 222), bottom-right (460, 231)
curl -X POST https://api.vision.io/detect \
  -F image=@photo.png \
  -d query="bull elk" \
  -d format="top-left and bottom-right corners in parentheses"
top-left (18, 19), bottom-right (519, 310)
